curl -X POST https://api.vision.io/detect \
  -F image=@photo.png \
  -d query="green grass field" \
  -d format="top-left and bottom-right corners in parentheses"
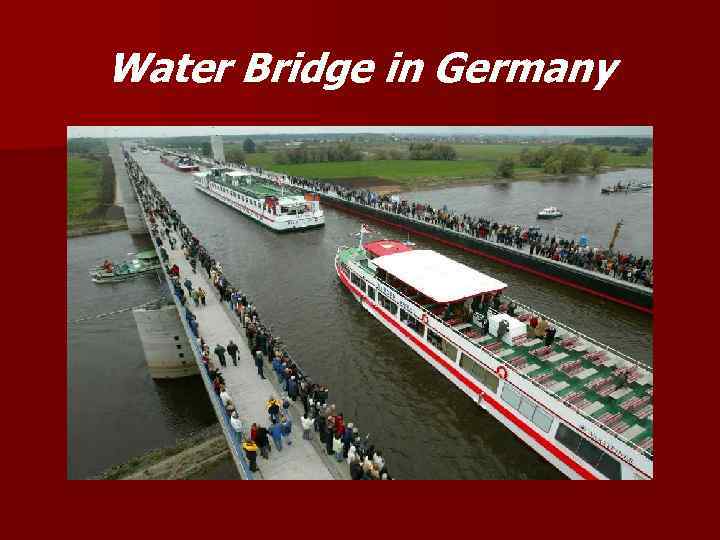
top-left (240, 142), bottom-right (652, 188)
top-left (67, 156), bottom-right (104, 229)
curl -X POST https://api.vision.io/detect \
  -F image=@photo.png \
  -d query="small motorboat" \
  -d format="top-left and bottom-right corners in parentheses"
top-left (537, 207), bottom-right (563, 219)
top-left (90, 250), bottom-right (161, 283)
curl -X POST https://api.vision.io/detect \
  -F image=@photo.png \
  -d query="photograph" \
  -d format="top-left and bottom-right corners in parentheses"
top-left (67, 126), bottom-right (653, 480)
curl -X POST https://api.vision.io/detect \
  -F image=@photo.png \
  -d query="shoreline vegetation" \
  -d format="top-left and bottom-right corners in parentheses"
top-left (92, 424), bottom-right (235, 480)
top-left (228, 140), bottom-right (653, 193)
top-left (67, 140), bottom-right (127, 237)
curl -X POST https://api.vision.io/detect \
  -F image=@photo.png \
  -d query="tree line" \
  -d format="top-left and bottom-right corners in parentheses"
top-left (494, 145), bottom-right (610, 179)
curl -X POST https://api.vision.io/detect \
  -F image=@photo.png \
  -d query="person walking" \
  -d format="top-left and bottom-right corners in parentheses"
top-left (254, 350), bottom-right (265, 379)
top-left (242, 439), bottom-right (259, 472)
top-left (183, 278), bottom-right (193, 296)
top-left (301, 413), bottom-right (313, 440)
top-left (281, 415), bottom-right (293, 446)
top-left (227, 340), bottom-right (239, 366)
top-left (267, 396), bottom-right (280, 423)
top-left (198, 287), bottom-right (206, 306)
top-left (214, 344), bottom-right (227, 368)
top-left (256, 425), bottom-right (271, 459)
top-left (269, 421), bottom-right (283, 451)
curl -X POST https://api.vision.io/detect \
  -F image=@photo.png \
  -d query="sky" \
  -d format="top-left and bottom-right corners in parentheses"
top-left (67, 126), bottom-right (652, 139)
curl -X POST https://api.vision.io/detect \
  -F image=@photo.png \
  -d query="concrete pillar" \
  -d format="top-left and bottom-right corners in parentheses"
top-left (133, 303), bottom-right (199, 379)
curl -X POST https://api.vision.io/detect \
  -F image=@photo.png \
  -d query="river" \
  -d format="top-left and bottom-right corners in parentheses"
top-left (67, 154), bottom-right (652, 480)
top-left (404, 168), bottom-right (653, 257)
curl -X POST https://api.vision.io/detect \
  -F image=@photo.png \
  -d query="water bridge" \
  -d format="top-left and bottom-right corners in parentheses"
top-left (111, 144), bottom-right (347, 480)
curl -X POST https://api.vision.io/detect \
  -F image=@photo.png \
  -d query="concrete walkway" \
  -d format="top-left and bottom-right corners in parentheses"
top-left (160, 227), bottom-right (334, 480)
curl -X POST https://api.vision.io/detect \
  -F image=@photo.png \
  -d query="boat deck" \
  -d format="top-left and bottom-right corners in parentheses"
top-left (213, 176), bottom-right (295, 200)
top-left (458, 317), bottom-right (653, 454)
top-left (339, 247), bottom-right (653, 456)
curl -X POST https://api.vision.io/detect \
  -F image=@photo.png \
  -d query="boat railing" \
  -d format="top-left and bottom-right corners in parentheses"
top-left (342, 254), bottom-right (651, 458)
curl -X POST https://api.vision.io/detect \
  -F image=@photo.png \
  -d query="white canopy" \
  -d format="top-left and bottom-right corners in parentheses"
top-left (373, 250), bottom-right (507, 303)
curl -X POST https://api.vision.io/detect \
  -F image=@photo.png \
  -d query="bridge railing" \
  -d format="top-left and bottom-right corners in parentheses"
top-left (127, 158), bottom-right (255, 480)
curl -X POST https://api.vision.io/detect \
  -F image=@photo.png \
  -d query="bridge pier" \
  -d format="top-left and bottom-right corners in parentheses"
top-left (132, 303), bottom-right (198, 379)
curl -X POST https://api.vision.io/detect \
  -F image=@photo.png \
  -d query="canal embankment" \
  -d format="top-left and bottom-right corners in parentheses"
top-left (93, 424), bottom-right (235, 480)
top-left (67, 149), bottom-right (127, 237)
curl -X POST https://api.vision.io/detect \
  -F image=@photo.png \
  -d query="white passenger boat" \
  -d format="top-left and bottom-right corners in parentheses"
top-left (537, 206), bottom-right (563, 219)
top-left (335, 232), bottom-right (653, 480)
top-left (193, 168), bottom-right (325, 232)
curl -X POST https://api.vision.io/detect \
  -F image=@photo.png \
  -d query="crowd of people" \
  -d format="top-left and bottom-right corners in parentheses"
top-left (126, 153), bottom-right (392, 480)
top-left (244, 166), bottom-right (653, 289)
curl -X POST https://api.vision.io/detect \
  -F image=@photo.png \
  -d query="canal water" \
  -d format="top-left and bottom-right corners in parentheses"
top-left (67, 154), bottom-right (652, 480)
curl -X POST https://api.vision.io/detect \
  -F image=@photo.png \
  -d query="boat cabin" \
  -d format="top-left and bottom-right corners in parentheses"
top-left (372, 249), bottom-right (508, 329)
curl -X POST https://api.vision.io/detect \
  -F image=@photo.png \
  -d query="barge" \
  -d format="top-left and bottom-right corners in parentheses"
top-left (161, 153), bottom-right (199, 172)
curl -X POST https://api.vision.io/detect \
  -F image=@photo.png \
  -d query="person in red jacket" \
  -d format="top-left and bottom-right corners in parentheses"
top-left (335, 414), bottom-right (345, 437)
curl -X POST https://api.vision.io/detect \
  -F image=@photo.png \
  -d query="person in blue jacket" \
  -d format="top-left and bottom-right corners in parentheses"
top-left (269, 420), bottom-right (283, 451)
top-left (281, 415), bottom-right (293, 446)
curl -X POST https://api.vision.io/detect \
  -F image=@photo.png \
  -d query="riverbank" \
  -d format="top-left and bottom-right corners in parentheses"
top-left (93, 424), bottom-right (236, 480)
top-left (67, 153), bottom-right (127, 237)
top-left (272, 165), bottom-right (648, 194)
top-left (242, 142), bottom-right (652, 192)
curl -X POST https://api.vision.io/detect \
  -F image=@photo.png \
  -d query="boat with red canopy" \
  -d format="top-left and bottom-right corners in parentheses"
top-left (335, 230), bottom-right (653, 480)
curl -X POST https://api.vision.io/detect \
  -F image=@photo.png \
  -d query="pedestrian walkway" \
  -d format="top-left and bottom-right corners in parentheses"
top-left (162, 229), bottom-right (334, 480)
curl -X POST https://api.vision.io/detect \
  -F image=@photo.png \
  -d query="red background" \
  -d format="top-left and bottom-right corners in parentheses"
top-left (3, 0), bottom-right (703, 533)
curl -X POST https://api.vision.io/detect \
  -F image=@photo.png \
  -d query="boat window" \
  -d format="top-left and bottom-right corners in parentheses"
top-left (532, 407), bottom-right (553, 433)
top-left (378, 293), bottom-right (398, 316)
top-left (426, 327), bottom-right (443, 349)
top-left (501, 384), bottom-right (521, 409)
top-left (367, 285), bottom-right (376, 301)
top-left (459, 353), bottom-right (499, 393)
top-left (441, 339), bottom-right (458, 363)
top-left (555, 423), bottom-right (621, 480)
top-left (518, 397), bottom-right (536, 421)
top-left (350, 272), bottom-right (367, 293)
top-left (400, 309), bottom-right (424, 336)
top-left (340, 263), bottom-right (350, 277)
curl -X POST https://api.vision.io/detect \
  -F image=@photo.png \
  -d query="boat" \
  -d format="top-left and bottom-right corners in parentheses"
top-left (334, 232), bottom-right (653, 480)
top-left (193, 168), bottom-right (325, 232)
top-left (602, 182), bottom-right (653, 194)
top-left (90, 250), bottom-right (162, 283)
top-left (537, 206), bottom-right (563, 219)
top-left (160, 153), bottom-right (199, 172)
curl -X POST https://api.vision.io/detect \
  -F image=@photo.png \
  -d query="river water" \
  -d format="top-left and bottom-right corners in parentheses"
top-left (404, 168), bottom-right (653, 257)
top-left (67, 154), bottom-right (652, 480)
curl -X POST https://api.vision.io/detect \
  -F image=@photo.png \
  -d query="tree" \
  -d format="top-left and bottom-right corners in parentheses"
top-left (200, 142), bottom-right (211, 157)
top-left (557, 146), bottom-right (587, 173)
top-left (590, 149), bottom-right (609, 173)
top-left (243, 138), bottom-right (257, 154)
top-left (225, 145), bottom-right (246, 164)
top-left (495, 158), bottom-right (515, 179)
top-left (408, 143), bottom-right (457, 160)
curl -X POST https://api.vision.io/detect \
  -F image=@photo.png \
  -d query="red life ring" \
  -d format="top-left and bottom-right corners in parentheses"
top-left (496, 366), bottom-right (508, 380)
top-left (421, 313), bottom-right (429, 325)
